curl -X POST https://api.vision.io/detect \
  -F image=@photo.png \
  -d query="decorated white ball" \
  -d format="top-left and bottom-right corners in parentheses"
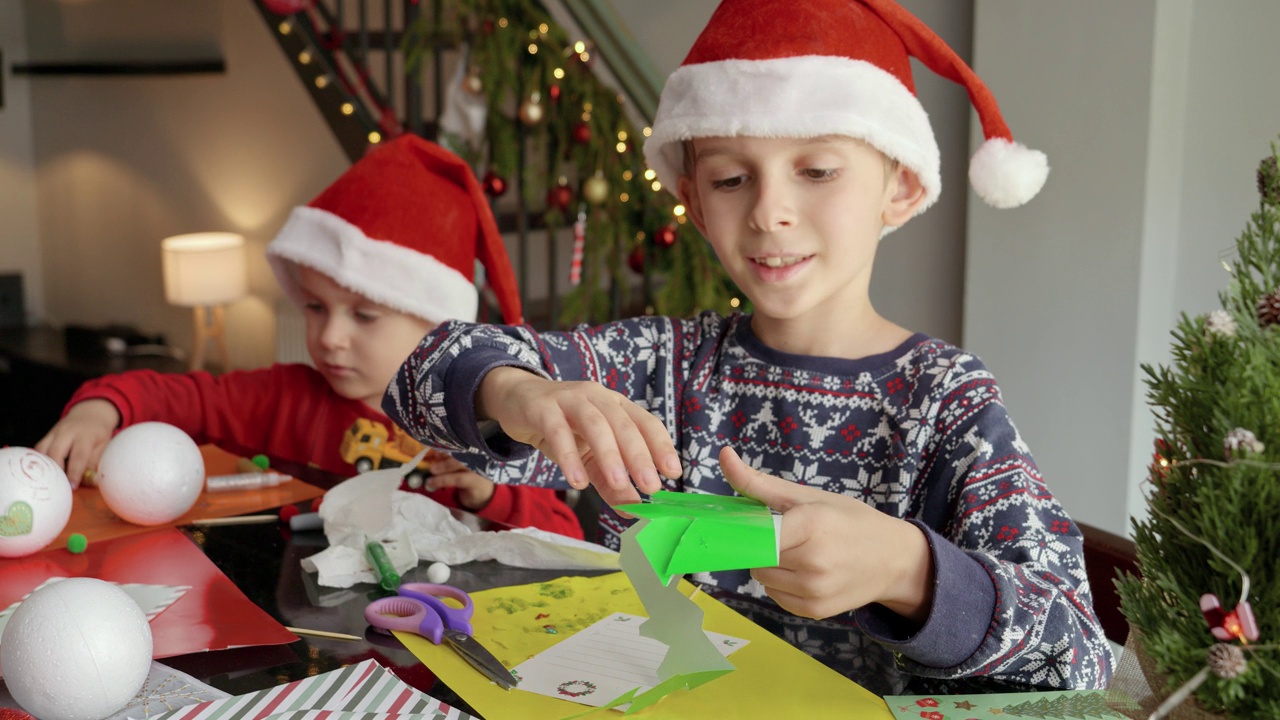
top-left (97, 422), bottom-right (204, 525)
top-left (0, 447), bottom-right (73, 558)
top-left (1, 577), bottom-right (152, 720)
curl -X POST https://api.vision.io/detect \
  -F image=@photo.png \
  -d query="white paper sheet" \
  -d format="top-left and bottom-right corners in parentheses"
top-left (509, 612), bottom-right (747, 709)
top-left (0, 577), bottom-right (190, 641)
top-left (303, 484), bottom-right (618, 588)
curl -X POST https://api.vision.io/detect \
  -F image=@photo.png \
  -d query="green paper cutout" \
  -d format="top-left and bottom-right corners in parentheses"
top-left (621, 670), bottom-right (732, 714)
top-left (558, 670), bottom-right (731, 720)
top-left (615, 491), bottom-right (778, 583)
top-left (620, 524), bottom-right (735, 682)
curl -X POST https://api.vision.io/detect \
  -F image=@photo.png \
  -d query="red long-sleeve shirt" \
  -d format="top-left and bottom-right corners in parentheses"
top-left (68, 364), bottom-right (583, 538)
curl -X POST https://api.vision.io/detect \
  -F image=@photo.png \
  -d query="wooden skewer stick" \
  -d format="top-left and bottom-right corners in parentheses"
top-left (189, 514), bottom-right (278, 526)
top-left (285, 626), bottom-right (363, 641)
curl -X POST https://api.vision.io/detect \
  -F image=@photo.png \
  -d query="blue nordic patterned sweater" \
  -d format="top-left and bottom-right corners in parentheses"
top-left (383, 312), bottom-right (1114, 695)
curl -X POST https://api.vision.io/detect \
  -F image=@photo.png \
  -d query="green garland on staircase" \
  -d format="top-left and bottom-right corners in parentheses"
top-left (404, 0), bottom-right (741, 327)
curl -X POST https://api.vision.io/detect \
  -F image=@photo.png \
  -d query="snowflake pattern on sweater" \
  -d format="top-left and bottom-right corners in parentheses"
top-left (384, 312), bottom-right (1114, 695)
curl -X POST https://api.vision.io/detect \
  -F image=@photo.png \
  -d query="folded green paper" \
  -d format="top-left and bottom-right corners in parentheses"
top-left (615, 491), bottom-right (779, 583)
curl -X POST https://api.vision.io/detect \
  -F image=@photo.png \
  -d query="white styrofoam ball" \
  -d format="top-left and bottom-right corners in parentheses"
top-left (97, 422), bottom-right (204, 526)
top-left (426, 561), bottom-right (451, 584)
top-left (0, 447), bottom-right (73, 558)
top-left (1, 577), bottom-right (152, 720)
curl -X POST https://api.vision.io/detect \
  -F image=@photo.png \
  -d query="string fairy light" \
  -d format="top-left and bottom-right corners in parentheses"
top-left (1142, 501), bottom-right (1280, 719)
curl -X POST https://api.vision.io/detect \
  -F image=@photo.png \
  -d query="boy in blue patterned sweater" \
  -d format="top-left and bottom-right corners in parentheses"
top-left (384, 0), bottom-right (1113, 696)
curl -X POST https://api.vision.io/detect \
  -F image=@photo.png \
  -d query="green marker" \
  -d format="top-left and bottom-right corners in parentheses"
top-left (365, 541), bottom-right (400, 592)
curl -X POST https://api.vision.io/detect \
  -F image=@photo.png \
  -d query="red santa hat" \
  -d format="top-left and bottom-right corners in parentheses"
top-left (644, 0), bottom-right (1049, 215)
top-left (267, 135), bottom-right (522, 325)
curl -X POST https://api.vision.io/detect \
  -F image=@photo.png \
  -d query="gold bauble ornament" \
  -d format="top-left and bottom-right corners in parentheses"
top-left (518, 92), bottom-right (544, 125)
top-left (463, 68), bottom-right (484, 96)
top-left (582, 173), bottom-right (609, 205)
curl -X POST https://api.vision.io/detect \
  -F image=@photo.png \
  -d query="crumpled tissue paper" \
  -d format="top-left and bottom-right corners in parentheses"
top-left (300, 457), bottom-right (618, 588)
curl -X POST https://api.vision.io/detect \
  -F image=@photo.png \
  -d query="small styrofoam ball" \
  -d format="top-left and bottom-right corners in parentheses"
top-left (1, 577), bottom-right (153, 720)
top-left (426, 561), bottom-right (451, 584)
top-left (97, 422), bottom-right (204, 526)
top-left (0, 447), bottom-right (73, 558)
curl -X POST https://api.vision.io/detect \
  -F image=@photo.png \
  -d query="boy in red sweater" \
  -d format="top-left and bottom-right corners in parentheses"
top-left (36, 135), bottom-right (582, 538)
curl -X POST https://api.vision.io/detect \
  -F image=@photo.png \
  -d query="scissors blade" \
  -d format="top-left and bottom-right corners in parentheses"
top-left (442, 629), bottom-right (519, 690)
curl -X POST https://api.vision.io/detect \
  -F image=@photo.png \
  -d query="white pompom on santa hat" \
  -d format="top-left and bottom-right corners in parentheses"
top-left (268, 135), bottom-right (522, 325)
top-left (644, 0), bottom-right (1049, 216)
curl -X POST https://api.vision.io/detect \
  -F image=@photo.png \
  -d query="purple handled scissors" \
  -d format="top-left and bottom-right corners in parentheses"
top-left (364, 582), bottom-right (518, 690)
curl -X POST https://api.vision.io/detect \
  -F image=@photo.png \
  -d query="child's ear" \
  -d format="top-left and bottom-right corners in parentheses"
top-left (883, 166), bottom-right (928, 229)
top-left (677, 175), bottom-right (707, 235)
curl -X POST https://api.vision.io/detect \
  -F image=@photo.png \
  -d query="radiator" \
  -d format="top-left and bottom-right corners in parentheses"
top-left (275, 299), bottom-right (311, 366)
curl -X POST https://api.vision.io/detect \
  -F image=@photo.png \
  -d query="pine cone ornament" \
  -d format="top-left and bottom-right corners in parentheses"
top-left (1256, 288), bottom-right (1280, 328)
top-left (1207, 642), bottom-right (1248, 679)
top-left (1258, 154), bottom-right (1280, 206)
top-left (1223, 427), bottom-right (1265, 460)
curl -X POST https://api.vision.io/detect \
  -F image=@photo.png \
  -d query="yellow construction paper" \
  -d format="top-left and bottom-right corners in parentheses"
top-left (393, 572), bottom-right (893, 719)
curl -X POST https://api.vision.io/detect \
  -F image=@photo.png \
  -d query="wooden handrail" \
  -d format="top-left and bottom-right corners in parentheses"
top-left (1079, 521), bottom-right (1139, 644)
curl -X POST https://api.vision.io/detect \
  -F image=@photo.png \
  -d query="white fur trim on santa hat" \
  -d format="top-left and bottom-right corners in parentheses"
top-left (266, 206), bottom-right (478, 324)
top-left (645, 55), bottom-right (942, 217)
top-left (968, 138), bottom-right (1049, 209)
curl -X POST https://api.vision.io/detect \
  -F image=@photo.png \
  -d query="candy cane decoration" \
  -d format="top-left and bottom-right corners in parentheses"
top-left (569, 205), bottom-right (587, 286)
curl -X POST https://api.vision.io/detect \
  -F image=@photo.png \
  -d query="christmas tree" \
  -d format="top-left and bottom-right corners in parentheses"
top-left (1116, 140), bottom-right (1280, 716)
top-left (404, 0), bottom-right (740, 326)
top-left (1002, 691), bottom-right (1120, 718)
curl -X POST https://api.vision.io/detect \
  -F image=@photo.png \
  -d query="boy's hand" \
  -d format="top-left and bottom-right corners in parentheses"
top-left (477, 367), bottom-right (682, 506)
top-left (34, 399), bottom-right (122, 489)
top-left (426, 455), bottom-right (496, 510)
top-left (720, 446), bottom-right (935, 623)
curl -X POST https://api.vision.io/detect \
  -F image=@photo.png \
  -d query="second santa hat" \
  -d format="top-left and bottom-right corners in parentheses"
top-left (644, 0), bottom-right (1049, 214)
top-left (268, 135), bottom-right (522, 325)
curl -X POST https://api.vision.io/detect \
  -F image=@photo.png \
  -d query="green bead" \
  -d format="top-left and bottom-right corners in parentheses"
top-left (67, 533), bottom-right (88, 554)
top-left (252, 454), bottom-right (270, 470)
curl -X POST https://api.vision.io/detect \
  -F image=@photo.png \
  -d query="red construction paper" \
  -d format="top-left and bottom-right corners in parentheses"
top-left (0, 528), bottom-right (298, 660)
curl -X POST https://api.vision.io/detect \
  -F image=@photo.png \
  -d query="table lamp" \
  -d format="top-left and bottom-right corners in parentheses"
top-left (161, 232), bottom-right (247, 371)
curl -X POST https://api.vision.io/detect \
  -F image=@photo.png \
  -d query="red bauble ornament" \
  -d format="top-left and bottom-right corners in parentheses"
top-left (548, 84), bottom-right (562, 103)
top-left (627, 246), bottom-right (646, 275)
top-left (572, 122), bottom-right (592, 145)
top-left (654, 224), bottom-right (677, 247)
top-left (482, 170), bottom-right (508, 197)
top-left (264, 0), bottom-right (313, 14)
top-left (546, 180), bottom-right (573, 212)
top-left (481, 18), bottom-right (496, 35)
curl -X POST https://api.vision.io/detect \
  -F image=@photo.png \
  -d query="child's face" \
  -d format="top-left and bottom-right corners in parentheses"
top-left (296, 266), bottom-right (436, 409)
top-left (679, 135), bottom-right (923, 342)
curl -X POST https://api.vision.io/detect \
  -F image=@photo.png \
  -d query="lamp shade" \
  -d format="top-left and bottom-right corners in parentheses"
top-left (161, 233), bottom-right (247, 307)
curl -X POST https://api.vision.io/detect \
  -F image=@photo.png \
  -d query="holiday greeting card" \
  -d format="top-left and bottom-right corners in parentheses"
top-left (884, 690), bottom-right (1126, 720)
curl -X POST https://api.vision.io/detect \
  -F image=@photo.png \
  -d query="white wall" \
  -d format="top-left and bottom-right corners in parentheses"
top-left (967, 0), bottom-right (1280, 536)
top-left (25, 0), bottom-right (348, 369)
top-left (0, 1), bottom-right (44, 324)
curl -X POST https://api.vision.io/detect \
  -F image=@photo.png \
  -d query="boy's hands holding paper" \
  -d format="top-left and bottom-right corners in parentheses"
top-left (720, 446), bottom-right (935, 625)
top-left (477, 367), bottom-right (682, 506)
top-left (477, 368), bottom-right (933, 624)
